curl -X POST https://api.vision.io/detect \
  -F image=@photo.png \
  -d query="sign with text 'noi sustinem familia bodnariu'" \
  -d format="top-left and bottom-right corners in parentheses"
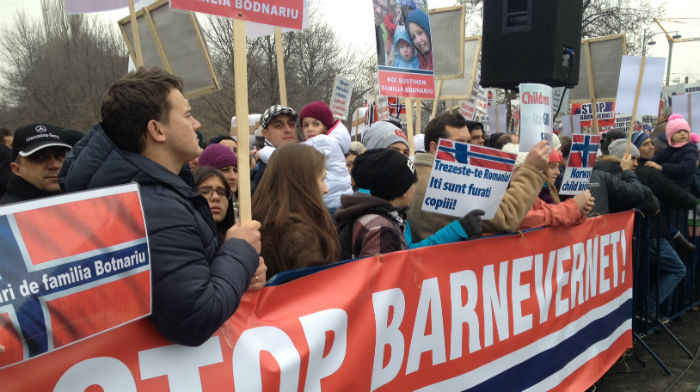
top-left (170, 0), bottom-right (303, 30)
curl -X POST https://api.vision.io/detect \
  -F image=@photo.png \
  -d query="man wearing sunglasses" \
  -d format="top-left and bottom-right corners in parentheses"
top-left (1, 123), bottom-right (71, 204)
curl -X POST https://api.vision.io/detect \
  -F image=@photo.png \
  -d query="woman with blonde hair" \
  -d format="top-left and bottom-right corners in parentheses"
top-left (252, 143), bottom-right (340, 278)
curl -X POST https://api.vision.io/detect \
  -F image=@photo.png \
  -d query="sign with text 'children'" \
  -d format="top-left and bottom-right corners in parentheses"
top-left (0, 184), bottom-right (150, 369)
top-left (519, 83), bottom-right (553, 152)
top-left (329, 76), bottom-right (353, 120)
top-left (170, 0), bottom-right (303, 30)
top-left (560, 134), bottom-right (601, 196)
top-left (422, 139), bottom-right (516, 219)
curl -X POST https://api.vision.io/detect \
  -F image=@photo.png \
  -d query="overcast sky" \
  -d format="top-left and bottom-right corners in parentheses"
top-left (1, 0), bottom-right (698, 83)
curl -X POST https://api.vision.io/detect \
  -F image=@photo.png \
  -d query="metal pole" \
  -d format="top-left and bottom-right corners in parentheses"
top-left (666, 39), bottom-right (673, 86)
top-left (642, 29), bottom-right (647, 56)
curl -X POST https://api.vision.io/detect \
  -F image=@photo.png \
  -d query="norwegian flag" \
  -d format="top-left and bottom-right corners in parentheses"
top-left (568, 134), bottom-right (601, 168)
top-left (436, 139), bottom-right (516, 172)
top-left (387, 97), bottom-right (405, 119)
top-left (0, 188), bottom-right (150, 367)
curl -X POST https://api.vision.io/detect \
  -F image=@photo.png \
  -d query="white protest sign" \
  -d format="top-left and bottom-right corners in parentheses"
top-left (460, 100), bottom-right (477, 120)
top-left (615, 56), bottom-right (666, 116)
top-left (329, 76), bottom-right (353, 120)
top-left (519, 83), bottom-right (553, 152)
top-left (672, 92), bottom-right (700, 136)
top-left (560, 114), bottom-right (581, 137)
top-left (613, 115), bottom-right (632, 131)
top-left (559, 134), bottom-right (601, 196)
top-left (552, 87), bottom-right (570, 115)
top-left (422, 139), bottom-right (517, 219)
top-left (64, 0), bottom-right (148, 14)
top-left (376, 95), bottom-right (390, 121)
top-left (487, 103), bottom-right (507, 133)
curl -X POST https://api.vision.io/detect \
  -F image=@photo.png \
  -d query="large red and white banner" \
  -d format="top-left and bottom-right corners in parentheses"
top-left (0, 212), bottom-right (634, 391)
top-left (170, 0), bottom-right (303, 30)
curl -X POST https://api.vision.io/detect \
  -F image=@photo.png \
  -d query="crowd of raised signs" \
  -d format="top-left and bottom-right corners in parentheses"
top-left (0, 67), bottom-right (698, 349)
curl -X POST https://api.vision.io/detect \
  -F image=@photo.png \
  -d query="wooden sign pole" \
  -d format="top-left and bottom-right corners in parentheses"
top-left (274, 27), bottom-right (288, 106)
top-left (432, 80), bottom-right (443, 119)
top-left (689, 94), bottom-right (694, 132)
top-left (626, 57), bottom-right (646, 155)
top-left (416, 100), bottom-right (422, 134)
top-left (494, 104), bottom-right (499, 133)
top-left (233, 19), bottom-right (251, 223)
top-left (406, 99), bottom-right (415, 155)
top-left (128, 0), bottom-right (143, 67)
top-left (569, 115), bottom-right (575, 135)
top-left (583, 41), bottom-right (600, 134)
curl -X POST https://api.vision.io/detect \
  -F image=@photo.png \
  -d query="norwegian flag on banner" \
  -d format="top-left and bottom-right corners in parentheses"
top-left (387, 97), bottom-right (405, 118)
top-left (423, 138), bottom-right (517, 219)
top-left (568, 134), bottom-right (601, 168)
top-left (0, 184), bottom-right (150, 368)
top-left (437, 139), bottom-right (516, 172)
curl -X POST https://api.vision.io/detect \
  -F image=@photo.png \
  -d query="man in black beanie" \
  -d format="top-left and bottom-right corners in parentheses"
top-left (335, 148), bottom-right (483, 259)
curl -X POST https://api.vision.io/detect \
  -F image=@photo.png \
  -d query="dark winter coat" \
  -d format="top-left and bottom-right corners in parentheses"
top-left (588, 157), bottom-right (656, 215)
top-left (0, 174), bottom-right (61, 204)
top-left (335, 192), bottom-right (407, 260)
top-left (653, 143), bottom-right (698, 191)
top-left (59, 124), bottom-right (259, 346)
top-left (637, 157), bottom-right (699, 237)
top-left (0, 145), bottom-right (11, 198)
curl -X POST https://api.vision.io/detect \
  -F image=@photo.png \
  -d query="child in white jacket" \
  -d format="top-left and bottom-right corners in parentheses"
top-left (258, 101), bottom-right (353, 212)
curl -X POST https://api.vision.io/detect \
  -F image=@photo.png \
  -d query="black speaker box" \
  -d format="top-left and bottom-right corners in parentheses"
top-left (480, 0), bottom-right (583, 90)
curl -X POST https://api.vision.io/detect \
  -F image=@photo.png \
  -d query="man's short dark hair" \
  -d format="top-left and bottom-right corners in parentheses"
top-left (423, 112), bottom-right (468, 151)
top-left (494, 134), bottom-right (513, 150)
top-left (0, 128), bottom-right (11, 138)
top-left (465, 120), bottom-right (484, 133)
top-left (600, 129), bottom-right (626, 155)
top-left (101, 67), bottom-right (184, 153)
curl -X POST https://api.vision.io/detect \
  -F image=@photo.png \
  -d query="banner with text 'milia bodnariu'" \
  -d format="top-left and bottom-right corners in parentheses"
top-left (0, 211), bottom-right (634, 391)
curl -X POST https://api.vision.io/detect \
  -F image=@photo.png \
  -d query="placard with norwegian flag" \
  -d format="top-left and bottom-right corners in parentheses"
top-left (422, 139), bottom-right (517, 219)
top-left (0, 184), bottom-right (151, 368)
top-left (559, 133), bottom-right (602, 195)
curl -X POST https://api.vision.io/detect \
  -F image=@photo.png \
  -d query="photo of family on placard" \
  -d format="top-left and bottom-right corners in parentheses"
top-left (373, 0), bottom-right (433, 71)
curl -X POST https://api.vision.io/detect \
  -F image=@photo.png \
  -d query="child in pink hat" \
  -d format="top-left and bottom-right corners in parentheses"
top-left (648, 113), bottom-right (698, 191)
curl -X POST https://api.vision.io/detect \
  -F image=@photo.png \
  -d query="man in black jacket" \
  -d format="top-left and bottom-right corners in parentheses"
top-left (588, 139), bottom-right (653, 215)
top-left (1, 124), bottom-right (71, 204)
top-left (631, 131), bottom-right (693, 320)
top-left (60, 67), bottom-right (264, 346)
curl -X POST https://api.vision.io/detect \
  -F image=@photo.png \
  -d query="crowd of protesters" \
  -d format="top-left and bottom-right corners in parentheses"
top-left (1, 67), bottom-right (698, 350)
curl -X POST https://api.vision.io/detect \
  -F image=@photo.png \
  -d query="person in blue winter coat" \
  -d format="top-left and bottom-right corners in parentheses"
top-left (60, 67), bottom-right (266, 346)
top-left (392, 25), bottom-right (420, 69)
